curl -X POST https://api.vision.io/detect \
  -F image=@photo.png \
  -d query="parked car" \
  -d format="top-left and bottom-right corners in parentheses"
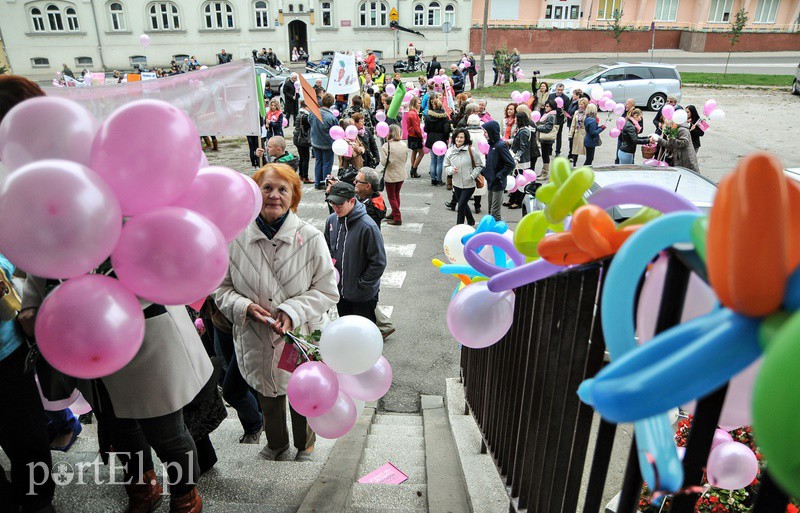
top-left (255, 65), bottom-right (327, 108)
top-left (792, 61), bottom-right (799, 95)
top-left (521, 165), bottom-right (717, 220)
top-left (550, 63), bottom-right (682, 111)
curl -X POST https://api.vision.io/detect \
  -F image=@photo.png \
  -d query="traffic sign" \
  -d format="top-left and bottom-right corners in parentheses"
top-left (389, 7), bottom-right (399, 21)
top-left (442, 21), bottom-right (452, 33)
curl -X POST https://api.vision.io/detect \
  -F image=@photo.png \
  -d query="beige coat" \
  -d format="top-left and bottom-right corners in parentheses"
top-left (213, 211), bottom-right (339, 398)
top-left (379, 140), bottom-right (409, 184)
top-left (569, 110), bottom-right (587, 156)
top-left (22, 278), bottom-right (213, 419)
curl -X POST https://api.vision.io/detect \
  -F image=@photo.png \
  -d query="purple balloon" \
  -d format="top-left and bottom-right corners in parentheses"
top-left (0, 159), bottom-right (122, 279)
top-left (329, 125), bottom-right (345, 141)
top-left (336, 356), bottom-right (393, 402)
top-left (0, 97), bottom-right (99, 171)
top-left (375, 122), bottom-right (390, 138)
top-left (307, 389), bottom-right (358, 439)
top-left (463, 232), bottom-right (526, 278)
top-left (111, 207), bottom-right (229, 305)
top-left (35, 275), bottom-right (145, 379)
top-left (432, 141), bottom-right (448, 156)
top-left (588, 182), bottom-right (701, 214)
top-left (447, 281), bottom-right (515, 349)
top-left (171, 167), bottom-right (255, 242)
top-left (91, 99), bottom-right (201, 216)
top-left (487, 259), bottom-right (565, 293)
top-left (287, 362), bottom-right (340, 418)
top-left (707, 442), bottom-right (759, 490)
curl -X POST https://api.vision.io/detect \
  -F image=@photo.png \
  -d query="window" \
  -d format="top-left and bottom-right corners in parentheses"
top-left (708, 0), bottom-right (733, 22)
top-left (203, 1), bottom-right (234, 29)
top-left (413, 4), bottom-right (424, 25)
top-left (624, 67), bottom-right (653, 80)
top-left (545, 5), bottom-right (552, 18)
top-left (47, 5), bottom-right (64, 31)
top-left (254, 1), bottom-right (269, 27)
top-left (130, 55), bottom-right (147, 66)
top-left (596, 68), bottom-right (625, 83)
top-left (148, 2), bottom-right (181, 30)
top-left (444, 4), bottom-right (455, 26)
top-left (359, 1), bottom-right (387, 27)
top-left (597, 0), bottom-right (622, 20)
top-left (174, 53), bottom-right (190, 62)
top-left (299, 4), bottom-right (304, 12)
top-left (76, 56), bottom-right (93, 66)
top-left (570, 5), bottom-right (579, 19)
top-left (31, 8), bottom-right (46, 31)
top-left (109, 2), bottom-right (127, 31)
top-left (288, 4), bottom-right (294, 12)
top-left (754, 0), bottom-right (779, 23)
top-left (320, 1), bottom-right (333, 26)
top-left (651, 67), bottom-right (679, 79)
top-left (654, 0), bottom-right (679, 21)
top-left (427, 1), bottom-right (440, 25)
top-left (31, 57), bottom-right (50, 67)
top-left (66, 7), bottom-right (79, 30)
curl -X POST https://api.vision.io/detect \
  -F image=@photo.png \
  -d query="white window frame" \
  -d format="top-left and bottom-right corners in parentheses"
top-left (148, 2), bottom-right (181, 31)
top-left (254, 1), bottom-right (270, 27)
top-left (596, 0), bottom-right (622, 21)
top-left (75, 56), bottom-right (93, 66)
top-left (203, 1), bottom-right (235, 29)
top-left (31, 7), bottom-right (46, 31)
top-left (47, 4), bottom-right (65, 31)
top-left (444, 4), bottom-right (455, 26)
top-left (65, 7), bottom-right (79, 31)
top-left (320, 1), bottom-right (333, 26)
top-left (654, 0), bottom-right (679, 22)
top-left (108, 2), bottom-right (127, 31)
top-left (129, 55), bottom-right (147, 67)
top-left (707, 0), bottom-right (733, 23)
top-left (359, 1), bottom-right (388, 27)
top-left (427, 1), bottom-right (441, 26)
top-left (753, 0), bottom-right (780, 23)
top-left (413, 3), bottom-right (424, 26)
top-left (31, 57), bottom-right (50, 68)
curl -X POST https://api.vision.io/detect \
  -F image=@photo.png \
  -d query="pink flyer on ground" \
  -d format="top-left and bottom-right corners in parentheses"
top-left (357, 462), bottom-right (409, 485)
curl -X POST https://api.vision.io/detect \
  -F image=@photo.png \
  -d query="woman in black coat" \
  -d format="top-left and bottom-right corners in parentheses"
top-left (685, 105), bottom-right (705, 153)
top-left (424, 96), bottom-right (452, 186)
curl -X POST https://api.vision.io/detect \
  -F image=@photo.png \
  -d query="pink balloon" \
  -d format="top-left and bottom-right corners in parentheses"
top-left (35, 376), bottom-right (80, 412)
top-left (423, 146), bottom-right (430, 154)
top-left (187, 297), bottom-right (207, 311)
top-left (307, 389), bottom-right (358, 439)
top-left (171, 167), bottom-right (255, 242)
top-left (703, 99), bottom-right (717, 117)
top-left (35, 275), bottom-right (145, 379)
top-left (603, 90), bottom-right (614, 99)
top-left (199, 152), bottom-right (209, 168)
top-left (69, 393), bottom-right (93, 415)
top-left (661, 104), bottom-right (675, 121)
top-left (336, 356), bottom-right (393, 402)
top-left (295, 81), bottom-right (301, 90)
top-left (523, 169), bottom-right (537, 182)
top-left (111, 207), bottom-right (229, 305)
top-left (531, 111), bottom-right (541, 123)
top-left (707, 442), bottom-right (758, 490)
top-left (239, 173), bottom-right (262, 221)
top-left (287, 361), bottom-right (340, 418)
top-left (385, 84), bottom-right (396, 96)
top-left (91, 100), bottom-right (201, 216)
top-left (194, 318), bottom-right (205, 331)
top-left (609, 128), bottom-right (621, 139)
top-left (331, 109), bottom-right (340, 117)
top-left (515, 175), bottom-right (527, 190)
top-left (403, 92), bottom-right (413, 103)
top-left (446, 282), bottom-right (515, 349)
top-left (375, 110), bottom-right (387, 122)
top-left (0, 160), bottom-right (122, 279)
top-left (478, 140), bottom-right (490, 155)
top-left (711, 428), bottom-right (734, 453)
top-left (616, 117), bottom-right (627, 130)
top-left (329, 125), bottom-right (345, 141)
top-left (432, 141), bottom-right (447, 156)
top-left (139, 34), bottom-right (150, 49)
top-left (344, 125), bottom-right (359, 141)
top-left (521, 91), bottom-right (532, 102)
top-left (555, 97), bottom-right (564, 109)
top-left (0, 97), bottom-right (99, 171)
top-left (464, 61), bottom-right (471, 68)
top-left (613, 103), bottom-right (626, 116)
top-left (375, 122), bottom-right (390, 138)
top-left (282, 118), bottom-right (289, 128)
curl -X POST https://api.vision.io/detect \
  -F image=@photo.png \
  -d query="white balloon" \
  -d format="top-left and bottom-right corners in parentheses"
top-left (332, 139), bottom-right (350, 156)
top-left (319, 316), bottom-right (383, 375)
top-left (708, 109), bottom-right (725, 122)
top-left (443, 224), bottom-right (475, 264)
top-left (505, 175), bottom-right (516, 192)
top-left (590, 86), bottom-right (604, 101)
top-left (672, 109), bottom-right (688, 125)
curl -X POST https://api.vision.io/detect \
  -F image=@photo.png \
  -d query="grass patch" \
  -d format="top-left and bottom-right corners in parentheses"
top-left (679, 72), bottom-right (793, 87)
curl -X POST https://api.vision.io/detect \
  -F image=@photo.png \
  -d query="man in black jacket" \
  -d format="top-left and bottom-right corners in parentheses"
top-left (450, 64), bottom-right (465, 94)
top-left (426, 56), bottom-right (441, 79)
top-left (265, 48), bottom-right (280, 68)
top-left (282, 73), bottom-right (299, 126)
top-left (546, 83), bottom-right (571, 157)
top-left (482, 120), bottom-right (515, 222)
top-left (217, 49), bottom-right (233, 64)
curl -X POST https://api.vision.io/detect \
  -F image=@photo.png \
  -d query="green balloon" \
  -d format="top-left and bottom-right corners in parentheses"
top-left (618, 207), bottom-right (661, 230)
top-left (752, 310), bottom-right (800, 498)
top-left (690, 216), bottom-right (709, 263)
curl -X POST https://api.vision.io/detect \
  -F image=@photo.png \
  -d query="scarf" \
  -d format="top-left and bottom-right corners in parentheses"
top-left (266, 109), bottom-right (282, 124)
top-left (256, 212), bottom-right (288, 240)
top-left (632, 118), bottom-right (642, 133)
top-left (504, 117), bottom-right (515, 140)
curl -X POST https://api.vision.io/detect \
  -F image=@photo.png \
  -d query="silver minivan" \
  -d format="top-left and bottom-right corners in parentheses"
top-left (550, 63), bottom-right (682, 110)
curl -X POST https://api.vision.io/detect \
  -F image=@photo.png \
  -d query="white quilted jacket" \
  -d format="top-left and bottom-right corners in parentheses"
top-left (213, 211), bottom-right (339, 397)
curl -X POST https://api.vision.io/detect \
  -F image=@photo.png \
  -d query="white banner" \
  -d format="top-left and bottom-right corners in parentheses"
top-left (326, 52), bottom-right (360, 95)
top-left (44, 59), bottom-right (261, 136)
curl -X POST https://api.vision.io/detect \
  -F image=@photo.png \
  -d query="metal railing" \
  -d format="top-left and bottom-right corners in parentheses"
top-left (460, 250), bottom-right (792, 513)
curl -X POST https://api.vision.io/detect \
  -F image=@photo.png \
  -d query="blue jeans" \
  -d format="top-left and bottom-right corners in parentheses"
top-left (429, 153), bottom-right (444, 182)
top-left (313, 147), bottom-right (335, 186)
top-left (617, 149), bottom-right (635, 165)
top-left (214, 329), bottom-right (263, 435)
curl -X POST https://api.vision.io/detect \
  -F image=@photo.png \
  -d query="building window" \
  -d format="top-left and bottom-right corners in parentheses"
top-left (66, 7), bottom-right (80, 30)
top-left (427, 1), bottom-right (440, 25)
top-left (174, 53), bottom-right (190, 62)
top-left (254, 0), bottom-right (270, 27)
top-left (754, 0), bottom-right (779, 23)
top-left (359, 1), bottom-right (387, 27)
top-left (47, 5), bottom-right (65, 31)
top-left (444, 4), bottom-right (455, 26)
top-left (288, 4), bottom-right (294, 12)
top-left (597, 0), bottom-right (622, 20)
top-left (148, 2), bottom-right (181, 30)
top-left (413, 4), bottom-right (424, 25)
top-left (708, 0), bottom-right (733, 22)
top-left (299, 4), bottom-right (304, 12)
top-left (130, 55), bottom-right (147, 66)
top-left (31, 57), bottom-right (50, 68)
top-left (203, 1), bottom-right (235, 29)
top-left (75, 56), bottom-right (93, 66)
top-left (320, 1), bottom-right (333, 26)
top-left (109, 2), bottom-right (127, 31)
top-left (31, 8), bottom-right (46, 31)
top-left (654, 0), bottom-right (679, 21)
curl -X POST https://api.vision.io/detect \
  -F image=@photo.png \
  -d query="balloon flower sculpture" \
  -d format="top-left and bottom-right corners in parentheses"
top-left (578, 152), bottom-right (800, 498)
top-left (0, 97), bottom-right (260, 380)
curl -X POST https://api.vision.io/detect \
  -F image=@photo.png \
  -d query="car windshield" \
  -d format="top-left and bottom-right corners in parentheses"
top-left (572, 65), bottom-right (607, 81)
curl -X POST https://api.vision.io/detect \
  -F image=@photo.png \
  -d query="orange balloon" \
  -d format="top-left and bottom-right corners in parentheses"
top-left (538, 232), bottom-right (593, 266)
top-left (706, 152), bottom-right (800, 317)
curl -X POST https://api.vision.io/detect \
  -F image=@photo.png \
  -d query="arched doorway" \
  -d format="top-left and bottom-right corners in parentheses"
top-left (288, 20), bottom-right (308, 57)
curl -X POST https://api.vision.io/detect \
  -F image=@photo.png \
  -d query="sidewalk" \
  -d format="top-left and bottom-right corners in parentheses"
top-left (518, 49), bottom-right (800, 60)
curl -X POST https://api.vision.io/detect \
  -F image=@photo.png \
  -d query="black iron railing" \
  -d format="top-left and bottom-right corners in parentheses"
top-left (460, 250), bottom-right (791, 513)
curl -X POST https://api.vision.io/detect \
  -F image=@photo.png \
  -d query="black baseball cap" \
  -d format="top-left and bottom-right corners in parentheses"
top-left (327, 182), bottom-right (356, 205)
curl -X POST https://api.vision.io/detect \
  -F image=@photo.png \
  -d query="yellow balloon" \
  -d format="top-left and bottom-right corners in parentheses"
top-left (514, 211), bottom-right (550, 258)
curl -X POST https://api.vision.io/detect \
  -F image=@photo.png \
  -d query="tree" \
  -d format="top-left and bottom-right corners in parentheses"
top-left (724, 8), bottom-right (749, 77)
top-left (607, 9), bottom-right (629, 59)
top-left (0, 65), bottom-right (7, 75)
top-left (477, 0), bottom-right (489, 89)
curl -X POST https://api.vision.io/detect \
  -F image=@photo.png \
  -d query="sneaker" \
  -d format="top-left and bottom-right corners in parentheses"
top-left (259, 444), bottom-right (289, 461)
top-left (295, 448), bottom-right (314, 462)
top-left (382, 328), bottom-right (396, 340)
top-left (444, 202), bottom-right (455, 210)
top-left (239, 432), bottom-right (261, 444)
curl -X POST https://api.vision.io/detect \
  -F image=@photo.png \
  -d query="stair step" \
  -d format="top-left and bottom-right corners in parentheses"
top-left (366, 434), bottom-right (425, 452)
top-left (370, 424), bottom-right (424, 438)
top-left (373, 414), bottom-right (423, 427)
top-left (356, 464), bottom-right (427, 485)
top-left (200, 475), bottom-right (316, 506)
top-left (360, 448), bottom-right (426, 473)
top-left (349, 483), bottom-right (428, 511)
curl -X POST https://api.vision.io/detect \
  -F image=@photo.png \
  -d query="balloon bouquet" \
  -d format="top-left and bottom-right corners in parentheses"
top-left (642, 98), bottom-right (725, 167)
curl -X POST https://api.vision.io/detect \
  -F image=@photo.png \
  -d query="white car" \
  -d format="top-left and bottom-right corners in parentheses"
top-left (549, 63), bottom-right (682, 111)
top-left (255, 65), bottom-right (328, 108)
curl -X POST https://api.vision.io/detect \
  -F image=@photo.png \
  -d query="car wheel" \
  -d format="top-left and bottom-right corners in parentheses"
top-left (648, 93), bottom-right (667, 111)
top-left (793, 79), bottom-right (800, 96)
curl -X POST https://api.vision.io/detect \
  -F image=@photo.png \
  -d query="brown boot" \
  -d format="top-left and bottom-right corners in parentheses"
top-left (201, 136), bottom-right (212, 149)
top-left (124, 470), bottom-right (163, 513)
top-left (211, 137), bottom-right (218, 152)
top-left (169, 487), bottom-right (202, 513)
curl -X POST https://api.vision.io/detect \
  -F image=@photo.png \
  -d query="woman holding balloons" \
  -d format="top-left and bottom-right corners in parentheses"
top-left (214, 163), bottom-right (339, 463)
top-left (424, 96), bottom-right (452, 186)
top-left (617, 109), bottom-right (652, 165)
top-left (444, 128), bottom-right (484, 226)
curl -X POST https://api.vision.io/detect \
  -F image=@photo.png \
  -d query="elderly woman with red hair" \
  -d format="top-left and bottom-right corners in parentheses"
top-left (214, 164), bottom-right (339, 463)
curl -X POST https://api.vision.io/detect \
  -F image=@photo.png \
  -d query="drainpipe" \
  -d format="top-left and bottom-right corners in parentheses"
top-left (89, 0), bottom-right (107, 71)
